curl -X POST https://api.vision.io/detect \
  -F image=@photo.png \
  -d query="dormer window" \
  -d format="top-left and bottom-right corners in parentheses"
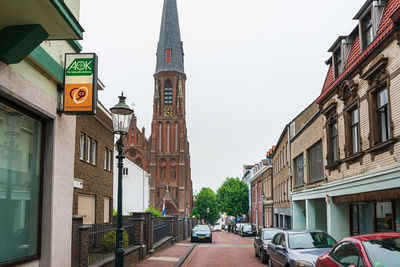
top-left (361, 11), bottom-right (373, 49)
top-left (334, 48), bottom-right (344, 78)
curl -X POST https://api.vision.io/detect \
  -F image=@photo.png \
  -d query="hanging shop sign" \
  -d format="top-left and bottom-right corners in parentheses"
top-left (63, 53), bottom-right (98, 114)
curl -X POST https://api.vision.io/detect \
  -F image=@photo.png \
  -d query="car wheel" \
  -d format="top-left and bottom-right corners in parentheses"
top-left (261, 252), bottom-right (268, 264)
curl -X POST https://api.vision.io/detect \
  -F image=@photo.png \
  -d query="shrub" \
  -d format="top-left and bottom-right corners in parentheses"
top-left (101, 230), bottom-right (128, 252)
top-left (145, 205), bottom-right (162, 217)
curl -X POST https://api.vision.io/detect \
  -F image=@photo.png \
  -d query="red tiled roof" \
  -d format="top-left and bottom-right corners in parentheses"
top-left (317, 0), bottom-right (400, 103)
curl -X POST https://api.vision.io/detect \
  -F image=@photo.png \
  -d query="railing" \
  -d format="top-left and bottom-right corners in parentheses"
top-left (153, 220), bottom-right (170, 244)
top-left (88, 220), bottom-right (135, 265)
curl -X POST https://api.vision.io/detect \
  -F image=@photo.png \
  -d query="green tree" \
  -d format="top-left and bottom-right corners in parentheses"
top-left (145, 205), bottom-right (162, 217)
top-left (195, 188), bottom-right (219, 225)
top-left (216, 177), bottom-right (249, 220)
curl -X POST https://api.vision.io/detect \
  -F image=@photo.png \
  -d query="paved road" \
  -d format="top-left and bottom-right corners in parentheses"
top-left (183, 231), bottom-right (265, 267)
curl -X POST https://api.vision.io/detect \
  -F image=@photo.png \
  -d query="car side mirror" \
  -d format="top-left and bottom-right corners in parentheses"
top-left (276, 245), bottom-right (285, 250)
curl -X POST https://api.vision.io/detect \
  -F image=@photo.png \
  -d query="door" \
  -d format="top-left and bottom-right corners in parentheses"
top-left (78, 194), bottom-right (95, 224)
top-left (275, 233), bottom-right (287, 267)
top-left (269, 233), bottom-right (281, 266)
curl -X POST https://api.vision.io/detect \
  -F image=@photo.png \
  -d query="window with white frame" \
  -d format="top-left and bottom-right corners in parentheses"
top-left (86, 136), bottom-right (91, 163)
top-left (92, 140), bottom-right (97, 165)
top-left (80, 134), bottom-right (85, 160)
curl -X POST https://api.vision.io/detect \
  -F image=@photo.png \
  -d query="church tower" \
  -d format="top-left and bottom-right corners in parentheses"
top-left (149, 0), bottom-right (193, 215)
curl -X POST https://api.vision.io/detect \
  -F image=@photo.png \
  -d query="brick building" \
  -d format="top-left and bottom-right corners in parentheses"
top-left (262, 150), bottom-right (274, 228)
top-left (250, 161), bottom-right (267, 230)
top-left (124, 0), bottom-right (193, 216)
top-left (73, 101), bottom-right (114, 224)
top-left (272, 127), bottom-right (292, 229)
top-left (292, 0), bottom-right (400, 240)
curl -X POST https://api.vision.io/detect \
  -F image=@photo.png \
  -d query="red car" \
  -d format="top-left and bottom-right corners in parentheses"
top-left (316, 232), bottom-right (400, 267)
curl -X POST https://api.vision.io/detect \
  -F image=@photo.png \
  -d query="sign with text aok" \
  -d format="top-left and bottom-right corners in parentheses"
top-left (63, 53), bottom-right (98, 114)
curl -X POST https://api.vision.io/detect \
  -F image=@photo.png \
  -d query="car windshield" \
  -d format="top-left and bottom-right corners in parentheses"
top-left (194, 225), bottom-right (210, 231)
top-left (243, 225), bottom-right (252, 231)
top-left (362, 237), bottom-right (400, 267)
top-left (263, 230), bottom-right (280, 240)
top-left (288, 232), bottom-right (336, 249)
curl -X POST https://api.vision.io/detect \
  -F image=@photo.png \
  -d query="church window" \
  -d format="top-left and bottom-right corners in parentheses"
top-left (166, 49), bottom-right (171, 63)
top-left (167, 123), bottom-right (170, 152)
top-left (159, 123), bottom-right (162, 152)
top-left (164, 80), bottom-right (173, 105)
top-left (175, 123), bottom-right (178, 151)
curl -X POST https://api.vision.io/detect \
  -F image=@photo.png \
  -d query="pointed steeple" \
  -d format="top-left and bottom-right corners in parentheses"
top-left (155, 0), bottom-right (184, 74)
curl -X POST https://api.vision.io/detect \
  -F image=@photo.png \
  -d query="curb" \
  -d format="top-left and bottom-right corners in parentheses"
top-left (172, 243), bottom-right (197, 267)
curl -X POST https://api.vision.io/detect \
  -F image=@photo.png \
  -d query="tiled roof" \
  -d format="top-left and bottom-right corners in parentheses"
top-left (317, 0), bottom-right (400, 103)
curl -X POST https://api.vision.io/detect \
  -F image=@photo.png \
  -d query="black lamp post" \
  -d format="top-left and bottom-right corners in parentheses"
top-left (110, 92), bottom-right (133, 267)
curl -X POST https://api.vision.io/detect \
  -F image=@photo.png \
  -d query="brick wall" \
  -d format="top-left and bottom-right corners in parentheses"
top-left (272, 131), bottom-right (290, 208)
top-left (73, 106), bottom-right (114, 224)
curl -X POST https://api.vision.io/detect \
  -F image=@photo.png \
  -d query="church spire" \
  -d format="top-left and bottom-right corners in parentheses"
top-left (155, 0), bottom-right (184, 74)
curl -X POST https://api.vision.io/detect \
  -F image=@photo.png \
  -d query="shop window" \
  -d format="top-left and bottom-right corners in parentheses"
top-left (0, 101), bottom-right (43, 264)
top-left (396, 200), bottom-right (400, 231)
top-left (294, 154), bottom-right (304, 187)
top-left (308, 140), bottom-right (323, 182)
top-left (376, 202), bottom-right (393, 232)
top-left (351, 203), bottom-right (375, 236)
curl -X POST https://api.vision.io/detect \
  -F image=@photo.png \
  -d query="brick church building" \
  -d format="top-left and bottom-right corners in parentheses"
top-left (123, 0), bottom-right (193, 216)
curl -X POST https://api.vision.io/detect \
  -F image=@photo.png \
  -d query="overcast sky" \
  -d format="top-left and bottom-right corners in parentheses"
top-left (80, 0), bottom-right (366, 192)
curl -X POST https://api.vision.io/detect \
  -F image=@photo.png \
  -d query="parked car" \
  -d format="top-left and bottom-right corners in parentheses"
top-left (241, 224), bottom-right (256, 237)
top-left (233, 223), bottom-right (243, 234)
top-left (212, 222), bottom-right (222, 232)
top-left (267, 230), bottom-right (336, 267)
top-left (316, 232), bottom-right (400, 267)
top-left (191, 224), bottom-right (212, 243)
top-left (236, 223), bottom-right (250, 235)
top-left (254, 228), bottom-right (282, 264)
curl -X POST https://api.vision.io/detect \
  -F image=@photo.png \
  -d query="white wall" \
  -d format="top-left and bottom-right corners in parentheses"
top-left (113, 153), bottom-right (149, 215)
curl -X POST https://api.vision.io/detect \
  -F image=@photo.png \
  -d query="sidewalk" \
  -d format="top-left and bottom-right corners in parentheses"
top-left (133, 240), bottom-right (196, 267)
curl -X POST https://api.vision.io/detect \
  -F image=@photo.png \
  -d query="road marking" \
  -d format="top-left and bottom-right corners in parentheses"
top-left (148, 256), bottom-right (180, 262)
top-left (198, 244), bottom-right (253, 248)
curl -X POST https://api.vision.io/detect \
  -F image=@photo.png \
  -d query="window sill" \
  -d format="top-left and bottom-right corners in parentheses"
top-left (365, 138), bottom-right (397, 160)
top-left (307, 178), bottom-right (325, 185)
top-left (343, 152), bottom-right (364, 166)
top-left (325, 160), bottom-right (342, 171)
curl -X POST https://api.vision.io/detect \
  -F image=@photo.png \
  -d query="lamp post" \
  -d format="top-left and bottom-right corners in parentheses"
top-left (110, 92), bottom-right (133, 267)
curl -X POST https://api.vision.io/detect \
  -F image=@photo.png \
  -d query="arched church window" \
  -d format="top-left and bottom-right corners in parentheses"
top-left (164, 80), bottom-right (173, 105)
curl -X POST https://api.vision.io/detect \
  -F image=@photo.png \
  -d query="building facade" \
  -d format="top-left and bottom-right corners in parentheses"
top-left (0, 0), bottom-right (84, 265)
top-left (113, 155), bottom-right (150, 215)
top-left (250, 161), bottom-right (267, 230)
top-left (292, 0), bottom-right (400, 240)
top-left (262, 150), bottom-right (274, 228)
top-left (272, 127), bottom-right (292, 229)
top-left (73, 101), bottom-right (114, 225)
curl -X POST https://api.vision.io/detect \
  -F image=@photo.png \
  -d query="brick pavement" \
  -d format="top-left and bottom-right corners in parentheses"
top-left (182, 231), bottom-right (265, 267)
top-left (134, 240), bottom-right (194, 267)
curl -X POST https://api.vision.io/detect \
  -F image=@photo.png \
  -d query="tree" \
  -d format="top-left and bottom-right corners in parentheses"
top-left (216, 177), bottom-right (249, 220)
top-left (195, 188), bottom-right (219, 225)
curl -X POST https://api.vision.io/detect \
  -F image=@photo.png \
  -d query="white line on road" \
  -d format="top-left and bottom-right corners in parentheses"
top-left (148, 256), bottom-right (180, 262)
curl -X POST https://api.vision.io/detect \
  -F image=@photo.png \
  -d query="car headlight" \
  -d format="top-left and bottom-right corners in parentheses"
top-left (192, 233), bottom-right (197, 237)
top-left (206, 233), bottom-right (210, 237)
top-left (262, 245), bottom-right (268, 251)
top-left (294, 260), bottom-right (313, 267)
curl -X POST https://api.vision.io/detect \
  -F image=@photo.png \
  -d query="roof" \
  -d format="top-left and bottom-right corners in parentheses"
top-left (155, 0), bottom-right (185, 74)
top-left (341, 232), bottom-right (400, 242)
top-left (317, 0), bottom-right (400, 104)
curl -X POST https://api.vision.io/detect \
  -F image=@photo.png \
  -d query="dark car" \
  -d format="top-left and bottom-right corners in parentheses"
top-left (254, 228), bottom-right (282, 264)
top-left (191, 224), bottom-right (212, 243)
top-left (267, 230), bottom-right (337, 267)
top-left (241, 224), bottom-right (256, 237)
top-left (236, 223), bottom-right (250, 235)
top-left (316, 232), bottom-right (400, 267)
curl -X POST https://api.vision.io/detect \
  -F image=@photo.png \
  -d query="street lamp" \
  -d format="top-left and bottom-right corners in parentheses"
top-left (110, 92), bottom-right (133, 267)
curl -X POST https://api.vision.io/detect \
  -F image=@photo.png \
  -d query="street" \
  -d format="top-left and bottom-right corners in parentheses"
top-left (183, 231), bottom-right (264, 267)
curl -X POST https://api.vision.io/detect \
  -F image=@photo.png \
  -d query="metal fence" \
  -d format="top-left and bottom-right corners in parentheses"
top-left (88, 220), bottom-right (135, 265)
top-left (153, 220), bottom-right (170, 244)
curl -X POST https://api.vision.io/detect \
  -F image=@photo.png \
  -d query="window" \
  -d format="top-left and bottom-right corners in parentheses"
top-left (92, 140), bottom-right (97, 165)
top-left (104, 149), bottom-right (107, 170)
top-left (331, 123), bottom-right (339, 162)
top-left (167, 123), bottom-right (170, 152)
top-left (175, 123), bottom-right (178, 151)
top-left (362, 10), bottom-right (373, 49)
top-left (294, 154), bottom-right (304, 187)
top-left (166, 49), bottom-right (171, 63)
top-left (377, 88), bottom-right (390, 142)
top-left (122, 167), bottom-right (129, 175)
top-left (104, 197), bottom-right (110, 223)
top-left (308, 140), bottom-right (323, 182)
top-left (376, 202), bottom-right (393, 232)
top-left (330, 242), bottom-right (364, 267)
top-left (164, 80), bottom-right (173, 105)
top-left (0, 101), bottom-right (43, 264)
top-left (159, 123), bottom-right (162, 152)
top-left (108, 149), bottom-right (112, 171)
top-left (80, 134), bottom-right (85, 160)
top-left (86, 136), bottom-right (91, 163)
top-left (350, 108), bottom-right (360, 154)
top-left (334, 47), bottom-right (344, 77)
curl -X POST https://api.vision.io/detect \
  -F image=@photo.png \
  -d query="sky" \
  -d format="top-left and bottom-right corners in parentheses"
top-left (80, 0), bottom-right (366, 192)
